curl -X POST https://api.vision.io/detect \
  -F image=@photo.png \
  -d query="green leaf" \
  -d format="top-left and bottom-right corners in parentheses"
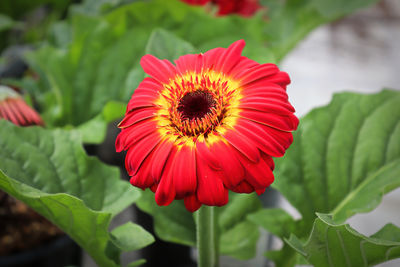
top-left (102, 101), bottom-right (127, 122)
top-left (110, 222), bottom-right (155, 251)
top-left (25, 14), bottom-right (147, 128)
top-left (126, 259), bottom-right (146, 267)
top-left (218, 193), bottom-right (262, 260)
top-left (74, 113), bottom-right (107, 144)
top-left (310, 0), bottom-right (378, 18)
top-left (248, 208), bottom-right (297, 238)
top-left (287, 214), bottom-right (400, 266)
top-left (145, 28), bottom-right (196, 61)
top-left (67, 100), bottom-right (126, 144)
top-left (136, 190), bottom-right (197, 247)
top-left (250, 90), bottom-right (400, 266)
top-left (0, 120), bottom-right (152, 267)
top-left (260, 0), bottom-right (380, 60)
top-left (0, 14), bottom-right (14, 32)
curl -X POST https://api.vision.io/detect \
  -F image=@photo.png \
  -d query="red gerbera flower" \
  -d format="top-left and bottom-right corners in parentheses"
top-left (116, 40), bottom-right (298, 212)
top-left (181, 0), bottom-right (262, 17)
top-left (215, 0), bottom-right (261, 17)
top-left (0, 85), bottom-right (44, 127)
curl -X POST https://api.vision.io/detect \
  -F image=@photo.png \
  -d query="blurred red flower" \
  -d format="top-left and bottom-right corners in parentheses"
top-left (0, 85), bottom-right (44, 127)
top-left (116, 40), bottom-right (298, 212)
top-left (181, 0), bottom-right (262, 17)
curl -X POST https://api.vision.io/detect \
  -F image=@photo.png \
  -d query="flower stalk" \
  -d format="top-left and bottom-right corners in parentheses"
top-left (197, 206), bottom-right (219, 267)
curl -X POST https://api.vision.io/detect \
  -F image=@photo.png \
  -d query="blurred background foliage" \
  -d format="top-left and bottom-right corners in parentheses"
top-left (0, 0), bottom-right (380, 143)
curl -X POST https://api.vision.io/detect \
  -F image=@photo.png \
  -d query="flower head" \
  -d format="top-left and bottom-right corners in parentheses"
top-left (0, 85), bottom-right (44, 127)
top-left (182, 0), bottom-right (262, 17)
top-left (116, 40), bottom-right (298, 212)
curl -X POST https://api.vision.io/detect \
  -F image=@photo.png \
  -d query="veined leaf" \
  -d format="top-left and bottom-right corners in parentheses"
top-left (0, 120), bottom-right (153, 267)
top-left (287, 214), bottom-right (400, 266)
top-left (250, 90), bottom-right (400, 266)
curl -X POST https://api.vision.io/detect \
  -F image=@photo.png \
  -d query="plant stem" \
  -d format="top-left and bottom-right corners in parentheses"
top-left (196, 206), bottom-right (219, 267)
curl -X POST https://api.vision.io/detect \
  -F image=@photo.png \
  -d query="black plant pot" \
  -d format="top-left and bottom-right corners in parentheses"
top-left (134, 206), bottom-right (196, 267)
top-left (0, 235), bottom-right (82, 267)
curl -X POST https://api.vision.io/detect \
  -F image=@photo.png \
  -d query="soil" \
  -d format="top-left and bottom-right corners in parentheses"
top-left (0, 191), bottom-right (63, 256)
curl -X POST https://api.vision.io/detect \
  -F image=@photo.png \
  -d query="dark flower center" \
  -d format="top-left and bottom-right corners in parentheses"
top-left (178, 90), bottom-right (216, 121)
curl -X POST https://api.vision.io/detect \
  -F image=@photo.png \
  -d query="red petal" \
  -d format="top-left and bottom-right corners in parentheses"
top-left (196, 158), bottom-right (228, 206)
top-left (242, 90), bottom-right (288, 102)
top-left (221, 128), bottom-right (260, 163)
top-left (140, 55), bottom-right (177, 84)
top-left (266, 71), bottom-right (291, 89)
top-left (151, 139), bottom-right (176, 182)
top-left (118, 108), bottom-right (157, 129)
top-left (150, 184), bottom-right (158, 193)
top-left (235, 64), bottom-right (279, 86)
top-left (127, 94), bottom-right (159, 111)
top-left (1, 101), bottom-right (19, 125)
top-left (240, 97), bottom-right (295, 114)
top-left (231, 180), bottom-right (254, 194)
top-left (135, 77), bottom-right (163, 94)
top-left (229, 56), bottom-right (259, 78)
top-left (124, 132), bottom-right (161, 176)
top-left (115, 130), bottom-right (126, 153)
top-left (239, 154), bottom-right (274, 189)
top-left (173, 145), bottom-right (197, 198)
top-left (242, 80), bottom-right (287, 94)
top-left (121, 119), bottom-right (158, 149)
top-left (155, 149), bottom-right (176, 206)
top-left (235, 119), bottom-right (286, 157)
top-left (203, 47), bottom-right (225, 71)
top-left (129, 149), bottom-right (157, 189)
top-left (196, 139), bottom-right (221, 170)
top-left (175, 54), bottom-right (204, 75)
top-left (238, 109), bottom-right (299, 132)
top-left (184, 194), bottom-right (202, 212)
top-left (264, 125), bottom-right (294, 151)
top-left (208, 140), bottom-right (244, 188)
top-left (214, 40), bottom-right (245, 74)
top-left (256, 188), bottom-right (266, 195)
top-left (7, 100), bottom-right (27, 125)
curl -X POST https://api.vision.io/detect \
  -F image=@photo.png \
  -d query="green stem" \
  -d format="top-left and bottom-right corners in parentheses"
top-left (196, 206), bottom-right (219, 267)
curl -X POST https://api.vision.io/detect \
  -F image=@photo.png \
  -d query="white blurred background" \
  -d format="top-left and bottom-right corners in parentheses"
top-left (280, 0), bottom-right (400, 266)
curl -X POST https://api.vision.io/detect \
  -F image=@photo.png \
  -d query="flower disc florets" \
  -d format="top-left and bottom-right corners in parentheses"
top-left (158, 72), bottom-right (240, 138)
top-left (116, 40), bottom-right (298, 212)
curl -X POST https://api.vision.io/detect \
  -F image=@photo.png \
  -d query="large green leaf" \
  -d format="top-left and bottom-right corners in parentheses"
top-left (261, 0), bottom-right (380, 60)
top-left (0, 120), bottom-right (154, 267)
top-left (25, 14), bottom-right (145, 127)
top-left (287, 214), bottom-right (400, 266)
top-left (249, 90), bottom-right (400, 266)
